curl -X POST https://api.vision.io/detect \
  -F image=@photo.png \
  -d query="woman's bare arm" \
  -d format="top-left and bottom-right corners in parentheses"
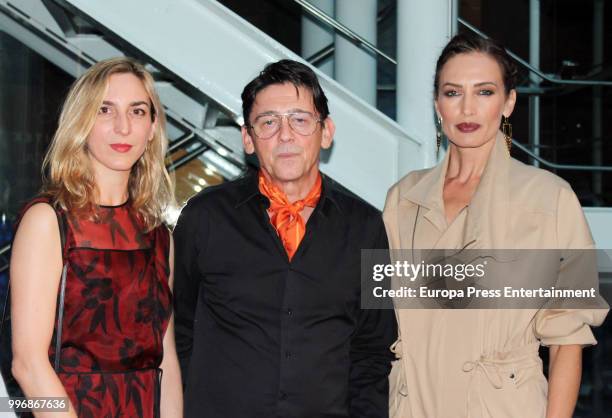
top-left (546, 344), bottom-right (582, 418)
top-left (160, 235), bottom-right (183, 418)
top-left (10, 203), bottom-right (76, 417)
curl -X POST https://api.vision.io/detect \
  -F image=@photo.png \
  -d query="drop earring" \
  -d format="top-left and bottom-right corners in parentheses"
top-left (502, 115), bottom-right (512, 154)
top-left (436, 117), bottom-right (443, 156)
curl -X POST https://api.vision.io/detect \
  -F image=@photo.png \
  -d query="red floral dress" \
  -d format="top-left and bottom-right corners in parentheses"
top-left (20, 198), bottom-right (172, 418)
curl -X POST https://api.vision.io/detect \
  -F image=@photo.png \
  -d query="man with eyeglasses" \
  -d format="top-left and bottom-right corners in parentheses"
top-left (173, 59), bottom-right (396, 418)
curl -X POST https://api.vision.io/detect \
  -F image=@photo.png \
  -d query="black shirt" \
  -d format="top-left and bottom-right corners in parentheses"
top-left (173, 172), bottom-right (397, 418)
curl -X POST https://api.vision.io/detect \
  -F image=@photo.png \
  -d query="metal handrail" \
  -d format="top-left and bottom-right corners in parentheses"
top-left (512, 140), bottom-right (612, 171)
top-left (306, 43), bottom-right (334, 67)
top-left (0, 136), bottom-right (210, 273)
top-left (292, 0), bottom-right (396, 65)
top-left (0, 244), bottom-right (10, 274)
top-left (167, 144), bottom-right (209, 172)
top-left (296, 2), bottom-right (611, 88)
top-left (168, 132), bottom-right (196, 153)
top-left (458, 18), bottom-right (612, 87)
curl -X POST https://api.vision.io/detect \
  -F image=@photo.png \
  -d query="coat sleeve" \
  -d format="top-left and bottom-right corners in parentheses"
top-left (382, 183), bottom-right (401, 250)
top-left (349, 214), bottom-right (398, 418)
top-left (534, 185), bottom-right (609, 346)
top-left (172, 200), bottom-right (208, 386)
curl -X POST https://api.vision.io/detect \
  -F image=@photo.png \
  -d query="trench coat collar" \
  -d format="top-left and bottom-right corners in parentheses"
top-left (400, 131), bottom-right (511, 248)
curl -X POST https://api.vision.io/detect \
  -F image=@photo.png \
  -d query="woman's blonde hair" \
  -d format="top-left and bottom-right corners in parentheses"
top-left (42, 57), bottom-right (175, 230)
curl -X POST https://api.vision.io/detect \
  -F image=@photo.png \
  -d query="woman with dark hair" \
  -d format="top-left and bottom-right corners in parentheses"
top-left (383, 33), bottom-right (607, 418)
top-left (9, 57), bottom-right (182, 417)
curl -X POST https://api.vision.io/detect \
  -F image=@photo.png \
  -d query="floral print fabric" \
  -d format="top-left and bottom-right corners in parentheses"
top-left (20, 198), bottom-right (171, 417)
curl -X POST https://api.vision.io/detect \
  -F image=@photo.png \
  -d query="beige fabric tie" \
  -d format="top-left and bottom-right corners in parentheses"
top-left (462, 343), bottom-right (540, 418)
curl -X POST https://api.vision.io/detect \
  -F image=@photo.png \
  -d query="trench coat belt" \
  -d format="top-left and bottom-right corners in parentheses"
top-left (461, 343), bottom-right (540, 417)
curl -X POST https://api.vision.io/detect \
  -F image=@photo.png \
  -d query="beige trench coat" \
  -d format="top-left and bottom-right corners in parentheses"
top-left (383, 132), bottom-right (608, 418)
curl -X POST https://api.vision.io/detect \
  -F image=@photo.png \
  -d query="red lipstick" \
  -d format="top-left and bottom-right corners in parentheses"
top-left (110, 143), bottom-right (133, 153)
top-left (456, 123), bottom-right (480, 133)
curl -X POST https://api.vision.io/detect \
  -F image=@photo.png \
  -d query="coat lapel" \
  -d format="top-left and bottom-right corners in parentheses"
top-left (399, 131), bottom-right (511, 250)
top-left (399, 150), bottom-right (450, 234)
top-left (464, 131), bottom-right (511, 249)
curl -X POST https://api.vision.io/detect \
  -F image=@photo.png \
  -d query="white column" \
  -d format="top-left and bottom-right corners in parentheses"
top-left (529, 0), bottom-right (541, 167)
top-left (301, 0), bottom-right (335, 77)
top-left (334, 0), bottom-right (377, 106)
top-left (450, 0), bottom-right (459, 35)
top-left (396, 0), bottom-right (451, 169)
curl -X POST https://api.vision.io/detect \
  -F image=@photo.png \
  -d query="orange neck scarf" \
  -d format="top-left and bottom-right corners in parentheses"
top-left (258, 171), bottom-right (322, 261)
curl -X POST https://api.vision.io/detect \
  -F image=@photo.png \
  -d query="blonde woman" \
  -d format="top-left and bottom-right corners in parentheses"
top-left (10, 57), bottom-right (182, 417)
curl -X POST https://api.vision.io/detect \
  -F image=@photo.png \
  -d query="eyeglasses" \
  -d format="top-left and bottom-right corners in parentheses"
top-left (248, 111), bottom-right (322, 139)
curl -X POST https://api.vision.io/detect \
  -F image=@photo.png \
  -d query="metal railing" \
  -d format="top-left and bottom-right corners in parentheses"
top-left (295, 0), bottom-right (612, 88)
top-left (293, 2), bottom-right (612, 174)
top-left (0, 129), bottom-right (213, 274)
top-left (297, 1), bottom-right (612, 91)
top-left (293, 0), bottom-right (396, 65)
top-left (0, 244), bottom-right (10, 273)
top-left (454, 18), bottom-right (612, 171)
top-left (512, 140), bottom-right (612, 172)
top-left (305, 43), bottom-right (334, 67)
top-left (458, 18), bottom-right (612, 87)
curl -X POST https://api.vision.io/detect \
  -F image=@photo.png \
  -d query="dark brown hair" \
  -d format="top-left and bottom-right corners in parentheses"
top-left (241, 59), bottom-right (329, 125)
top-left (434, 33), bottom-right (518, 97)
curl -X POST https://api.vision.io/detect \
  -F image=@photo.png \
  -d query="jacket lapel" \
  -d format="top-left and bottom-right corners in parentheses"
top-left (463, 131), bottom-right (511, 249)
top-left (399, 130), bottom-right (511, 250)
top-left (399, 151), bottom-right (449, 234)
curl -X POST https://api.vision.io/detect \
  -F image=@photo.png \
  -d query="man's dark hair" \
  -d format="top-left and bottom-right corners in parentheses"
top-left (241, 59), bottom-right (329, 125)
top-left (434, 33), bottom-right (518, 97)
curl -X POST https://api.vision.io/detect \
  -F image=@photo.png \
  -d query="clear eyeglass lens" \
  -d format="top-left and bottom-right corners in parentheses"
top-left (253, 113), bottom-right (317, 138)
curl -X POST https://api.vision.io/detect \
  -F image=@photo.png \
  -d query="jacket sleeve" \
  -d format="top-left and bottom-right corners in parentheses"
top-left (172, 200), bottom-right (208, 387)
top-left (534, 185), bottom-right (608, 346)
top-left (349, 215), bottom-right (398, 418)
